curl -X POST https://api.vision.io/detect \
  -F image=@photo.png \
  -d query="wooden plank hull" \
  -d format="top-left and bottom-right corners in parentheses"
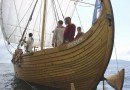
top-left (14, 0), bottom-right (114, 90)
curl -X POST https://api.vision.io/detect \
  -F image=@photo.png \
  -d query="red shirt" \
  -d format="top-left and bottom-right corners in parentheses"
top-left (63, 23), bottom-right (76, 43)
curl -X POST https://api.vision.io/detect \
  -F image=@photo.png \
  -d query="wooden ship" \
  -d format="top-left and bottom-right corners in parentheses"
top-left (1, 0), bottom-right (124, 90)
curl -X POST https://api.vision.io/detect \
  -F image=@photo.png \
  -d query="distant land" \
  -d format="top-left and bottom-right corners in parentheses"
top-left (110, 59), bottom-right (130, 64)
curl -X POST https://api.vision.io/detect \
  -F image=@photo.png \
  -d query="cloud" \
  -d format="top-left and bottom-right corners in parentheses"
top-left (126, 51), bottom-right (130, 55)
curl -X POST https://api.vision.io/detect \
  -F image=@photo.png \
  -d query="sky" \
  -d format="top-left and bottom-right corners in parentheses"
top-left (0, 0), bottom-right (130, 63)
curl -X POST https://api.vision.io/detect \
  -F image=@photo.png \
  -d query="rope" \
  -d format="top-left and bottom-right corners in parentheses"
top-left (50, 0), bottom-right (64, 29)
top-left (52, 0), bottom-right (59, 22)
top-left (18, 0), bottom-right (24, 16)
top-left (1, 0), bottom-right (15, 55)
top-left (8, 0), bottom-right (35, 40)
top-left (21, 79), bottom-right (39, 90)
top-left (77, 4), bottom-right (94, 7)
top-left (71, 0), bottom-right (95, 6)
top-left (56, 0), bottom-right (65, 19)
top-left (3, 36), bottom-right (13, 55)
top-left (113, 43), bottom-right (120, 72)
top-left (71, 1), bottom-right (78, 18)
top-left (14, 72), bottom-right (39, 90)
top-left (12, 0), bottom-right (22, 34)
top-left (45, 0), bottom-right (57, 35)
top-left (33, 0), bottom-right (42, 32)
top-left (18, 0), bottom-right (38, 48)
top-left (75, 6), bottom-right (84, 32)
top-left (106, 17), bottom-right (123, 89)
top-left (64, 0), bottom-right (71, 16)
top-left (4, 23), bottom-right (34, 31)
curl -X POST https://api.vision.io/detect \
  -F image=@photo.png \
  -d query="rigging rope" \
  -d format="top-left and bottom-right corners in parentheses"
top-left (21, 78), bottom-right (39, 90)
top-left (49, 0), bottom-right (64, 30)
top-left (14, 73), bottom-right (39, 90)
top-left (32, 0), bottom-right (43, 46)
top-left (75, 6), bottom-right (84, 32)
top-left (71, 1), bottom-right (77, 18)
top-left (52, 0), bottom-right (59, 22)
top-left (33, 1), bottom-right (42, 32)
top-left (8, 0), bottom-right (35, 40)
top-left (47, 0), bottom-right (64, 46)
top-left (18, 0), bottom-right (38, 48)
top-left (56, 0), bottom-right (65, 20)
top-left (113, 43), bottom-right (120, 72)
top-left (18, 0), bottom-right (24, 16)
top-left (64, 0), bottom-right (71, 16)
top-left (12, 0), bottom-right (22, 35)
top-left (71, 0), bottom-right (95, 6)
top-left (3, 37), bottom-right (13, 55)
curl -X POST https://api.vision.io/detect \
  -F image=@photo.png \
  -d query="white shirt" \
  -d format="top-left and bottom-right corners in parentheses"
top-left (52, 26), bottom-right (65, 47)
top-left (24, 37), bottom-right (34, 52)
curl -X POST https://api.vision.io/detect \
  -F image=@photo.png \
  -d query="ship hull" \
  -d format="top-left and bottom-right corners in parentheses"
top-left (14, 0), bottom-right (114, 90)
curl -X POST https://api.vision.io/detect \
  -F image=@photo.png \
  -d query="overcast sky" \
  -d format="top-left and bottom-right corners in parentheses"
top-left (0, 33), bottom-right (12, 63)
top-left (0, 0), bottom-right (130, 63)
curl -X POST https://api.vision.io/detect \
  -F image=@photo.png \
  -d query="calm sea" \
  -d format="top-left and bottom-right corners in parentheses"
top-left (0, 60), bottom-right (130, 90)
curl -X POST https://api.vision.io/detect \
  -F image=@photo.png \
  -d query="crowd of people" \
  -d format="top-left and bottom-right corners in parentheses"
top-left (52, 17), bottom-right (84, 47)
top-left (22, 17), bottom-right (84, 53)
top-left (11, 16), bottom-right (85, 64)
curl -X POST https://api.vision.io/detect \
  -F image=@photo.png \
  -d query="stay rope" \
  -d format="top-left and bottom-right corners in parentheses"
top-left (56, 0), bottom-right (65, 20)
top-left (20, 78), bottom-right (39, 90)
top-left (12, 0), bottom-right (22, 35)
top-left (8, 0), bottom-right (35, 40)
top-left (113, 43), bottom-right (120, 72)
top-left (15, 73), bottom-right (39, 90)
top-left (18, 0), bottom-right (38, 48)
top-left (3, 36), bottom-right (14, 55)
top-left (75, 6), bottom-right (84, 32)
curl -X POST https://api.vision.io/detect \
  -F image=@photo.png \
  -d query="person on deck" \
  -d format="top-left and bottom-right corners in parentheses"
top-left (52, 20), bottom-right (65, 47)
top-left (23, 33), bottom-right (34, 53)
top-left (75, 27), bottom-right (84, 39)
top-left (63, 17), bottom-right (76, 43)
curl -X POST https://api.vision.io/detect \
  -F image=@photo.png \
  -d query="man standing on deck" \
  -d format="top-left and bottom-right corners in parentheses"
top-left (63, 17), bottom-right (76, 43)
top-left (52, 20), bottom-right (65, 47)
top-left (23, 33), bottom-right (34, 53)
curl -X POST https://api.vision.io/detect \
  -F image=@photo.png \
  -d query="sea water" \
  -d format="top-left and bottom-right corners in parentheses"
top-left (0, 60), bottom-right (130, 90)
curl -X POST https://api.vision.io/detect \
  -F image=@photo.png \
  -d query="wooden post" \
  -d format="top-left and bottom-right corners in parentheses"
top-left (71, 83), bottom-right (75, 90)
top-left (103, 77), bottom-right (105, 90)
top-left (41, 0), bottom-right (47, 50)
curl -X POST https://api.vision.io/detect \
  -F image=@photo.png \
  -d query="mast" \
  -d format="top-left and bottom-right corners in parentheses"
top-left (41, 0), bottom-right (47, 50)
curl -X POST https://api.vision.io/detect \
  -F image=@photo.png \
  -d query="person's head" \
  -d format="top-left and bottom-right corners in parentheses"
top-left (77, 27), bottom-right (81, 33)
top-left (57, 20), bottom-right (63, 26)
top-left (29, 33), bottom-right (33, 37)
top-left (64, 17), bottom-right (71, 25)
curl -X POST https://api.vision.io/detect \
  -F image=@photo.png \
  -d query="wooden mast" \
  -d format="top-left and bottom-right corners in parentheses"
top-left (41, 0), bottom-right (47, 50)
